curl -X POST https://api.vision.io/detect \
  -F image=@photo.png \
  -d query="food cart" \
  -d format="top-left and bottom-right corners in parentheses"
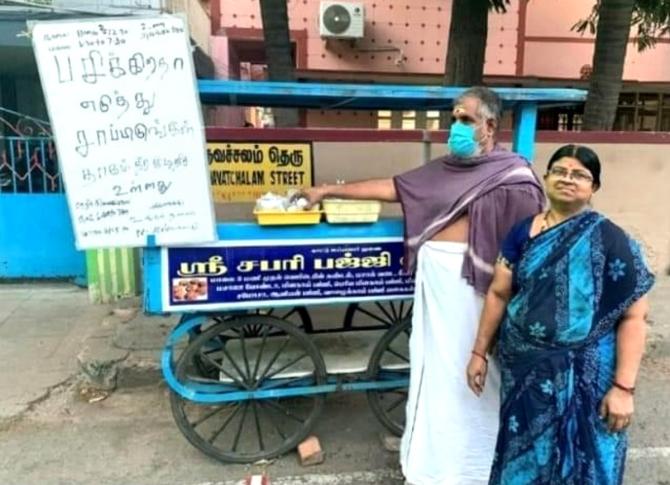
top-left (142, 80), bottom-right (586, 463)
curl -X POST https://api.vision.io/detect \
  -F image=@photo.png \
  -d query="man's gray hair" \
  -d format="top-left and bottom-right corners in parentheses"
top-left (454, 86), bottom-right (503, 128)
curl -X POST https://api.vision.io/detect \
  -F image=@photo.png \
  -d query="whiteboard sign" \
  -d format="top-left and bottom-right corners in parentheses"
top-left (31, 16), bottom-right (216, 249)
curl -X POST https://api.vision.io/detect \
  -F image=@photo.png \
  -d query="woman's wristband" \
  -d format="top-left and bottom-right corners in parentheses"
top-left (612, 381), bottom-right (635, 395)
top-left (471, 350), bottom-right (488, 364)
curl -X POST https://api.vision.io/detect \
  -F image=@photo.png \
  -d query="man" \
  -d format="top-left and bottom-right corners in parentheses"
top-left (301, 87), bottom-right (545, 484)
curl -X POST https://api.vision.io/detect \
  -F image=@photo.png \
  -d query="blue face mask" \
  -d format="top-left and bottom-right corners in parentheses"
top-left (448, 121), bottom-right (480, 158)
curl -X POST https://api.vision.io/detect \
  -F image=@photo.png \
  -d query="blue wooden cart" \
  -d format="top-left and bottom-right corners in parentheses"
top-left (143, 81), bottom-right (586, 464)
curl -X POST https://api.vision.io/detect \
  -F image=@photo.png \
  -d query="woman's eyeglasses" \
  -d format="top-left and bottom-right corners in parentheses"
top-left (547, 167), bottom-right (593, 183)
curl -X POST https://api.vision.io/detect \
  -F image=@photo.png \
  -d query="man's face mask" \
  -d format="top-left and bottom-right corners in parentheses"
top-left (447, 121), bottom-right (482, 159)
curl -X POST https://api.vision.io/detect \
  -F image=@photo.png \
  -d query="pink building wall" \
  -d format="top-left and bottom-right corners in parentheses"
top-left (209, 35), bottom-right (245, 126)
top-left (523, 0), bottom-right (670, 82)
top-left (216, 0), bottom-right (518, 76)
top-left (214, 0), bottom-right (670, 83)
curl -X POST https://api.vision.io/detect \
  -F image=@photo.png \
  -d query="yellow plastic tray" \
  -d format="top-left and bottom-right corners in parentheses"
top-left (322, 199), bottom-right (381, 224)
top-left (253, 209), bottom-right (322, 226)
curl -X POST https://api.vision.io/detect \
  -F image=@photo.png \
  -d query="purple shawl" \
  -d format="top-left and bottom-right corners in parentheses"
top-left (393, 145), bottom-right (545, 294)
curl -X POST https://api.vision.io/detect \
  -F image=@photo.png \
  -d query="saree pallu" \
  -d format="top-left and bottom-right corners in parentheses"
top-left (490, 211), bottom-right (654, 485)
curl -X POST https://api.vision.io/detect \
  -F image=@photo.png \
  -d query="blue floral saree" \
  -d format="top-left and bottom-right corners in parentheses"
top-left (490, 211), bottom-right (654, 485)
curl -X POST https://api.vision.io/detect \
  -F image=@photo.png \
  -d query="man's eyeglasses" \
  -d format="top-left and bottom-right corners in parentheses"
top-left (547, 167), bottom-right (594, 184)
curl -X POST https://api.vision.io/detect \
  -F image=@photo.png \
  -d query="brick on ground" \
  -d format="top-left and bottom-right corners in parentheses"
top-left (297, 435), bottom-right (324, 466)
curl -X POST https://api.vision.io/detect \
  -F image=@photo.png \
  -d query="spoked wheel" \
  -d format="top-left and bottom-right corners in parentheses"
top-left (216, 307), bottom-right (313, 335)
top-left (192, 307), bottom-right (312, 378)
top-left (343, 300), bottom-right (413, 330)
top-left (195, 306), bottom-right (313, 336)
top-left (366, 315), bottom-right (411, 436)
top-left (169, 315), bottom-right (327, 463)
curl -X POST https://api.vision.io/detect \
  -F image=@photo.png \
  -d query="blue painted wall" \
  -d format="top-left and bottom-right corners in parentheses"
top-left (0, 194), bottom-right (85, 278)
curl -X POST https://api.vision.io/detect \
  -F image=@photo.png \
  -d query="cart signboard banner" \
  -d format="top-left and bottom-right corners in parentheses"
top-left (31, 16), bottom-right (216, 249)
top-left (162, 237), bottom-right (414, 311)
top-left (207, 142), bottom-right (314, 202)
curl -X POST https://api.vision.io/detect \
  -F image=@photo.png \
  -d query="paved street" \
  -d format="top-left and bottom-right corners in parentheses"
top-left (0, 370), bottom-right (668, 485)
top-left (0, 281), bottom-right (668, 484)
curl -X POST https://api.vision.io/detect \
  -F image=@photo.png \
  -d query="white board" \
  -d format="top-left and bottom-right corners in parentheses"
top-left (31, 15), bottom-right (216, 249)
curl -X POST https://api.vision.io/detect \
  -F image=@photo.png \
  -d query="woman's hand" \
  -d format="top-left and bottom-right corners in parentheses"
top-left (600, 387), bottom-right (634, 432)
top-left (466, 354), bottom-right (488, 397)
top-left (467, 262), bottom-right (511, 398)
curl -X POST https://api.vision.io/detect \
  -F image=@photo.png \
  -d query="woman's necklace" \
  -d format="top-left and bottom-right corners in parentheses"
top-left (540, 206), bottom-right (589, 233)
top-left (539, 210), bottom-right (555, 233)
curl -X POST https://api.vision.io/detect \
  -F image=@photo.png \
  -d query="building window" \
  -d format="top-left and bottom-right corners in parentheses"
top-left (638, 93), bottom-right (660, 131)
top-left (540, 91), bottom-right (670, 132)
top-left (426, 111), bottom-right (441, 130)
top-left (377, 110), bottom-right (443, 129)
top-left (401, 111), bottom-right (416, 129)
top-left (377, 110), bottom-right (392, 129)
top-left (538, 108), bottom-right (583, 131)
top-left (660, 94), bottom-right (670, 131)
top-left (614, 93), bottom-right (636, 131)
top-left (613, 92), bottom-right (670, 131)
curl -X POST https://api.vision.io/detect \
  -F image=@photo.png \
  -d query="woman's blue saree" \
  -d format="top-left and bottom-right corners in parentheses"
top-left (490, 211), bottom-right (654, 485)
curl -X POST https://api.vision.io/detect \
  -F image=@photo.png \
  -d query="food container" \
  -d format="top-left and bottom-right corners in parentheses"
top-left (253, 208), bottom-right (322, 226)
top-left (322, 199), bottom-right (382, 224)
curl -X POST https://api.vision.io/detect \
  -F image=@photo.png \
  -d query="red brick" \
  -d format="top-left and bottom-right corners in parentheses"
top-left (297, 435), bottom-right (324, 466)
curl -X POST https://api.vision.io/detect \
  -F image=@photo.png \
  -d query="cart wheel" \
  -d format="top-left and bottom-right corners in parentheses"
top-left (191, 307), bottom-right (312, 378)
top-left (170, 315), bottom-right (327, 463)
top-left (366, 315), bottom-right (411, 436)
top-left (229, 306), bottom-right (313, 335)
top-left (343, 300), bottom-right (413, 329)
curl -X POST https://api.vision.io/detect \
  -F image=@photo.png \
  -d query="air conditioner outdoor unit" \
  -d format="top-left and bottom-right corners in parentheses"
top-left (319, 1), bottom-right (365, 39)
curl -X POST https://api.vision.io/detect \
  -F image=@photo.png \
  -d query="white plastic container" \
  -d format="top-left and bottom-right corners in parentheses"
top-left (322, 199), bottom-right (382, 224)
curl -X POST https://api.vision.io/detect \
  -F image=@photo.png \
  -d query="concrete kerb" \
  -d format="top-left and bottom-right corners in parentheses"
top-left (76, 316), bottom-right (130, 391)
top-left (77, 298), bottom-right (178, 392)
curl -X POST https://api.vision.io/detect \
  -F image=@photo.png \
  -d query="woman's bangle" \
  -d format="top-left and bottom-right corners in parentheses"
top-left (612, 381), bottom-right (635, 395)
top-left (471, 350), bottom-right (488, 364)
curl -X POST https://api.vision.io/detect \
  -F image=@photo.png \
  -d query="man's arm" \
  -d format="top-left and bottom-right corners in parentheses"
top-left (300, 178), bottom-right (398, 208)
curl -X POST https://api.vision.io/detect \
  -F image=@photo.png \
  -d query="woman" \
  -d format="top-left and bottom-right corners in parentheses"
top-left (466, 145), bottom-right (654, 484)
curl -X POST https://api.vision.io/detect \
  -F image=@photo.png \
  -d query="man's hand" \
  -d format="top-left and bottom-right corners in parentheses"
top-left (600, 387), bottom-right (634, 432)
top-left (295, 186), bottom-right (327, 209)
top-left (292, 178), bottom-right (398, 208)
top-left (466, 354), bottom-right (488, 397)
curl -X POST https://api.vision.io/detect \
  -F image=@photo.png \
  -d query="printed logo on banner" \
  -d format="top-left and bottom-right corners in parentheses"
top-left (165, 240), bottom-right (414, 309)
top-left (207, 142), bottom-right (314, 202)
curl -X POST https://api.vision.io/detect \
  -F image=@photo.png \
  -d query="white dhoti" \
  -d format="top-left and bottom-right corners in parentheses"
top-left (401, 241), bottom-right (501, 485)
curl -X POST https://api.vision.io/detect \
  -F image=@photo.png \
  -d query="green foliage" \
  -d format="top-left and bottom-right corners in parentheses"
top-left (572, 0), bottom-right (670, 51)
top-left (489, 0), bottom-right (511, 13)
top-left (633, 0), bottom-right (670, 49)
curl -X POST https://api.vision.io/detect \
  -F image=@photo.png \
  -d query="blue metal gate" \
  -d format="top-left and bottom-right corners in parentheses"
top-left (0, 135), bottom-right (85, 279)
